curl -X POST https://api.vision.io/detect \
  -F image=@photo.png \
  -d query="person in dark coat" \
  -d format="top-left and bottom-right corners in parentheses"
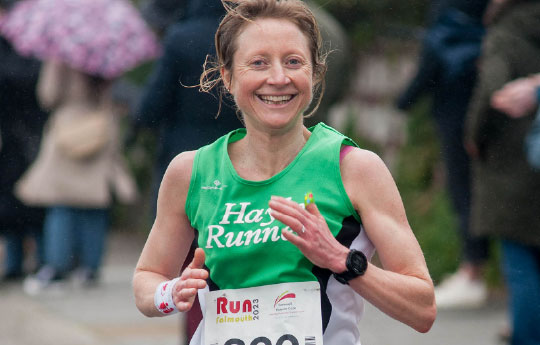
top-left (134, 0), bottom-right (242, 211)
top-left (465, 1), bottom-right (540, 344)
top-left (396, 0), bottom-right (490, 309)
top-left (0, 1), bottom-right (47, 281)
top-left (140, 0), bottom-right (188, 36)
top-left (133, 0), bottom-right (242, 340)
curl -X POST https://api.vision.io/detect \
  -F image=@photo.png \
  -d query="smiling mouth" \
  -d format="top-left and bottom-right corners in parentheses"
top-left (258, 94), bottom-right (295, 105)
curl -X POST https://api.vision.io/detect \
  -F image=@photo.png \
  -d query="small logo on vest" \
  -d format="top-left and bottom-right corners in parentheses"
top-left (202, 180), bottom-right (227, 190)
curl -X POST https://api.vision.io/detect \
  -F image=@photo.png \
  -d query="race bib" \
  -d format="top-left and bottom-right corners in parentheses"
top-left (204, 281), bottom-right (323, 345)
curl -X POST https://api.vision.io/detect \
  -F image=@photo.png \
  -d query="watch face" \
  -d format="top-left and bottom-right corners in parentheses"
top-left (349, 250), bottom-right (367, 275)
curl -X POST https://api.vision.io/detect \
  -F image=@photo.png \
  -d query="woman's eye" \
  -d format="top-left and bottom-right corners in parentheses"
top-left (287, 58), bottom-right (302, 66)
top-left (251, 60), bottom-right (265, 67)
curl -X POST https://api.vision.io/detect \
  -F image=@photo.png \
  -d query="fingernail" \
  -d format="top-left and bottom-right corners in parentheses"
top-left (304, 192), bottom-right (314, 207)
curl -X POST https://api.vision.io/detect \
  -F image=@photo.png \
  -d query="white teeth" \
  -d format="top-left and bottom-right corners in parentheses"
top-left (259, 95), bottom-right (293, 104)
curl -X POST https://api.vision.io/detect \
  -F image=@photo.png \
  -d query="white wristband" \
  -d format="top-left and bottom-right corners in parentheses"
top-left (154, 277), bottom-right (181, 315)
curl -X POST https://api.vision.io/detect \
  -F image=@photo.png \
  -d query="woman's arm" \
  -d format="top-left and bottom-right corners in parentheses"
top-left (341, 148), bottom-right (436, 332)
top-left (133, 150), bottom-right (208, 317)
top-left (269, 148), bottom-right (436, 333)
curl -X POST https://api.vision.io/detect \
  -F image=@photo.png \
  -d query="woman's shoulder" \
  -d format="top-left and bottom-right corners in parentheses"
top-left (341, 147), bottom-right (387, 175)
top-left (156, 151), bottom-right (199, 211)
top-left (163, 151), bottom-right (197, 185)
top-left (340, 147), bottom-right (403, 218)
top-left (340, 147), bottom-right (395, 196)
top-left (168, 150), bottom-right (197, 175)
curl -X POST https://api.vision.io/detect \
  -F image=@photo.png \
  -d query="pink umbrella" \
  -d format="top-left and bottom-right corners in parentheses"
top-left (0, 0), bottom-right (161, 79)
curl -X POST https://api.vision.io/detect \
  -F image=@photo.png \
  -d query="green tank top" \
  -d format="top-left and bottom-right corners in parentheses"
top-left (186, 123), bottom-right (361, 290)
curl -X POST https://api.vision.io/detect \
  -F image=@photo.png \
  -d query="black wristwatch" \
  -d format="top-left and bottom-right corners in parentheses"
top-left (333, 249), bottom-right (368, 285)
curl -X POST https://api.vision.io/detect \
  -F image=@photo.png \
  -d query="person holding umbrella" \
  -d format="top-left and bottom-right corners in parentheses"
top-left (0, 0), bottom-right (159, 293)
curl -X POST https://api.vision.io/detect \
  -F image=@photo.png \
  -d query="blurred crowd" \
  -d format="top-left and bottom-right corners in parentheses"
top-left (398, 0), bottom-right (540, 344)
top-left (1, 0), bottom-right (539, 344)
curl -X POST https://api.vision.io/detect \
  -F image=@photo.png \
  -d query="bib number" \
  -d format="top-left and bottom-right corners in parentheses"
top-left (224, 334), bottom-right (299, 345)
top-left (204, 282), bottom-right (323, 345)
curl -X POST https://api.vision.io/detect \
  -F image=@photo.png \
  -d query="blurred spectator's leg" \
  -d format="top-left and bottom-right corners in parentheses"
top-left (44, 207), bottom-right (74, 275)
top-left (3, 230), bottom-right (24, 279)
top-left (23, 207), bottom-right (71, 295)
top-left (434, 110), bottom-right (489, 308)
top-left (30, 225), bottom-right (45, 270)
top-left (501, 240), bottom-right (540, 345)
top-left (73, 208), bottom-right (110, 286)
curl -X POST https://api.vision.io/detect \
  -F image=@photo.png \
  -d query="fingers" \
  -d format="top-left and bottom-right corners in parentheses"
top-left (173, 247), bottom-right (208, 312)
top-left (188, 248), bottom-right (206, 269)
top-left (270, 195), bottom-right (304, 215)
top-left (183, 248), bottom-right (208, 280)
top-left (269, 193), bottom-right (322, 224)
top-left (175, 273), bottom-right (207, 301)
top-left (174, 279), bottom-right (205, 299)
top-left (179, 277), bottom-right (207, 290)
top-left (174, 273), bottom-right (208, 312)
top-left (271, 193), bottom-right (346, 270)
top-left (303, 192), bottom-right (321, 217)
top-left (281, 226), bottom-right (304, 246)
top-left (175, 284), bottom-right (199, 311)
top-left (270, 207), bottom-right (305, 233)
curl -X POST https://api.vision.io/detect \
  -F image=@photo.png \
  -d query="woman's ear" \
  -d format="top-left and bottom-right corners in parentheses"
top-left (221, 67), bottom-right (231, 92)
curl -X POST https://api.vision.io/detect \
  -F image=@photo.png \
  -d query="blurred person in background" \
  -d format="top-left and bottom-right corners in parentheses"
top-left (525, 107), bottom-right (540, 170)
top-left (465, 0), bottom-right (540, 344)
top-left (490, 73), bottom-right (540, 171)
top-left (133, 0), bottom-right (242, 340)
top-left (134, 0), bottom-right (242, 219)
top-left (0, 0), bottom-right (47, 283)
top-left (16, 60), bottom-right (138, 294)
top-left (396, 0), bottom-right (491, 309)
top-left (140, 0), bottom-right (188, 36)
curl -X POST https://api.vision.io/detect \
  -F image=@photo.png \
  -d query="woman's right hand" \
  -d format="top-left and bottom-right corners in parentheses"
top-left (172, 248), bottom-right (208, 312)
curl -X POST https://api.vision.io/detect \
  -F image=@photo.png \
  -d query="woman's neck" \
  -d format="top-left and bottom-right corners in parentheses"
top-left (229, 123), bottom-right (312, 181)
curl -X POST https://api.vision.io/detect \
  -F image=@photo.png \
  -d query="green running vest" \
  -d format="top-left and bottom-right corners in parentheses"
top-left (186, 123), bottom-right (361, 290)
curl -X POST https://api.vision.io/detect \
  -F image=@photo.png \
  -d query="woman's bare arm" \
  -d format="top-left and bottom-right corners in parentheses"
top-left (133, 151), bottom-right (208, 317)
top-left (269, 148), bottom-right (436, 332)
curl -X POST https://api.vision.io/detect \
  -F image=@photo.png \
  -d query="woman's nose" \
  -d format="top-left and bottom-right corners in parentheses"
top-left (267, 64), bottom-right (291, 85)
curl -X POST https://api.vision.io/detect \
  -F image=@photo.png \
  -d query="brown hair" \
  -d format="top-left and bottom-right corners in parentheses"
top-left (200, 0), bottom-right (327, 118)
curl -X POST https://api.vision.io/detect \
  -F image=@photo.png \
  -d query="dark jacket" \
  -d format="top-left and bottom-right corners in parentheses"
top-left (397, 2), bottom-right (488, 120)
top-left (134, 0), bottom-right (242, 181)
top-left (465, 1), bottom-right (540, 247)
top-left (0, 37), bottom-right (46, 232)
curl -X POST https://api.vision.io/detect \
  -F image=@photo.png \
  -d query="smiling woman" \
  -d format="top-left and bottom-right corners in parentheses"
top-left (133, 1), bottom-right (436, 344)
top-left (199, 0), bottom-right (327, 121)
top-left (221, 18), bottom-right (314, 131)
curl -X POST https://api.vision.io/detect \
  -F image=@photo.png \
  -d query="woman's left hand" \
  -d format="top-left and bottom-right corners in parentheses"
top-left (268, 195), bottom-right (348, 273)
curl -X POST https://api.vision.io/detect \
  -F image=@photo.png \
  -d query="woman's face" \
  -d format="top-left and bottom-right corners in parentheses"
top-left (223, 18), bottom-right (314, 131)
